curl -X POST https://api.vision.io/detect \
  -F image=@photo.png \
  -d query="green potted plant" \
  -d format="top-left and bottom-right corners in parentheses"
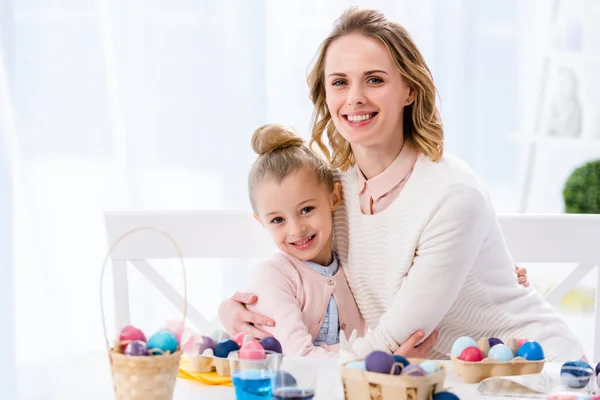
top-left (563, 160), bottom-right (600, 213)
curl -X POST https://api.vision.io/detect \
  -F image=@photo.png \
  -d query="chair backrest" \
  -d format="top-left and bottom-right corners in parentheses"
top-left (105, 211), bottom-right (600, 358)
top-left (497, 214), bottom-right (600, 264)
top-left (104, 210), bottom-right (276, 260)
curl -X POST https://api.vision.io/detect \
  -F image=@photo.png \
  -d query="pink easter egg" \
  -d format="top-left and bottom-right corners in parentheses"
top-left (118, 325), bottom-right (147, 351)
top-left (516, 338), bottom-right (528, 349)
top-left (239, 341), bottom-right (266, 360)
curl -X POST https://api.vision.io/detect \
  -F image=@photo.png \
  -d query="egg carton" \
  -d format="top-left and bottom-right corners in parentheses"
top-left (340, 358), bottom-right (447, 400)
top-left (451, 356), bottom-right (545, 383)
top-left (189, 354), bottom-right (231, 376)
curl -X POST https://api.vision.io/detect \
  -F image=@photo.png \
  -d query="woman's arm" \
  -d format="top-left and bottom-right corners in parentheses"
top-left (244, 261), bottom-right (339, 357)
top-left (351, 186), bottom-right (490, 357)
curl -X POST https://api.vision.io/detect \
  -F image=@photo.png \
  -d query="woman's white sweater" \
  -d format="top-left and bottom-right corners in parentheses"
top-left (333, 153), bottom-right (584, 361)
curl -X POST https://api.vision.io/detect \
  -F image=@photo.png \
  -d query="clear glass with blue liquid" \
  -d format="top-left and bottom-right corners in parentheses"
top-left (229, 350), bottom-right (282, 400)
top-left (270, 360), bottom-right (317, 400)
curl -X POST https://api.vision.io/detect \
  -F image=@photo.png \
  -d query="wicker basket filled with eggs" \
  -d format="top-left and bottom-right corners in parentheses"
top-left (450, 336), bottom-right (545, 383)
top-left (340, 351), bottom-right (458, 400)
top-left (99, 227), bottom-right (188, 400)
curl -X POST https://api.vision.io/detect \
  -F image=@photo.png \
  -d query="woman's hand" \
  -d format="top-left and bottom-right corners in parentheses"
top-left (393, 329), bottom-right (439, 358)
top-left (218, 292), bottom-right (276, 338)
top-left (516, 265), bottom-right (529, 287)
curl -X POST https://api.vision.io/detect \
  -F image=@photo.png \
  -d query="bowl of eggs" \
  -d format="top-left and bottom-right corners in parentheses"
top-left (189, 330), bottom-right (283, 377)
top-left (450, 336), bottom-right (545, 383)
top-left (341, 352), bottom-right (457, 400)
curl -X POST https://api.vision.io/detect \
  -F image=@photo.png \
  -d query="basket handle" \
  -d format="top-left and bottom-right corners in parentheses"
top-left (99, 226), bottom-right (187, 352)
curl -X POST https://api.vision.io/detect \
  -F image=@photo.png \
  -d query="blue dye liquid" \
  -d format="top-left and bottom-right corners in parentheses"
top-left (232, 370), bottom-right (273, 400)
top-left (272, 387), bottom-right (315, 400)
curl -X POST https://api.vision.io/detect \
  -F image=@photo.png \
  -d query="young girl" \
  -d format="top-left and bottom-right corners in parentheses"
top-left (244, 123), bottom-right (366, 357)
top-left (243, 123), bottom-right (526, 358)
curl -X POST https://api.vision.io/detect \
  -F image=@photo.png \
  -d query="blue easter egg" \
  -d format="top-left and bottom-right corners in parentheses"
top-left (392, 355), bottom-right (410, 367)
top-left (419, 360), bottom-right (441, 375)
top-left (214, 339), bottom-right (240, 358)
top-left (561, 360), bottom-right (593, 389)
top-left (451, 336), bottom-right (477, 357)
top-left (147, 330), bottom-right (178, 354)
top-left (346, 361), bottom-right (366, 370)
top-left (365, 351), bottom-right (396, 375)
top-left (516, 341), bottom-right (544, 361)
top-left (488, 344), bottom-right (514, 362)
top-left (433, 392), bottom-right (460, 400)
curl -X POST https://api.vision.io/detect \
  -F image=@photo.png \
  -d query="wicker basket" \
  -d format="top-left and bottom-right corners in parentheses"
top-left (340, 358), bottom-right (447, 400)
top-left (100, 227), bottom-right (187, 400)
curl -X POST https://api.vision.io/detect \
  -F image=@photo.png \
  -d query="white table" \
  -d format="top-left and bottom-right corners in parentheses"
top-left (51, 352), bottom-right (566, 399)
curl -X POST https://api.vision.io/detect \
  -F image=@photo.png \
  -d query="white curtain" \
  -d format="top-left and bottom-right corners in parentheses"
top-left (1, 0), bottom-right (549, 398)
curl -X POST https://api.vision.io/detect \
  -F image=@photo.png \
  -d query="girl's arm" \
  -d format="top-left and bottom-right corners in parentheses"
top-left (349, 185), bottom-right (489, 358)
top-left (245, 260), bottom-right (340, 358)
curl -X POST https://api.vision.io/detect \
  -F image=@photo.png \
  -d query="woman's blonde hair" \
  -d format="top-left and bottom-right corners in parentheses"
top-left (307, 7), bottom-right (444, 171)
top-left (248, 124), bottom-right (335, 212)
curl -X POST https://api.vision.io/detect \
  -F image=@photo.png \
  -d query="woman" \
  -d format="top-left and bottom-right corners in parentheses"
top-left (220, 7), bottom-right (583, 361)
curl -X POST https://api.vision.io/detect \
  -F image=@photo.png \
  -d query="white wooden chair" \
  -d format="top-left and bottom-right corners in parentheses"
top-left (498, 213), bottom-right (600, 360)
top-left (103, 210), bottom-right (276, 336)
top-left (104, 211), bottom-right (600, 359)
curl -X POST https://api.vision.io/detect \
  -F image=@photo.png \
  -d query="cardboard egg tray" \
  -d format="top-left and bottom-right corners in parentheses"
top-left (340, 358), bottom-right (447, 400)
top-left (189, 354), bottom-right (231, 376)
top-left (451, 356), bottom-right (545, 383)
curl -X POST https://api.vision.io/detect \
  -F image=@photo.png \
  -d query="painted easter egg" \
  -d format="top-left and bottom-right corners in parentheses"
top-left (273, 371), bottom-right (297, 387)
top-left (458, 346), bottom-right (485, 362)
top-left (346, 361), bottom-right (366, 370)
top-left (595, 361), bottom-right (600, 376)
top-left (124, 340), bottom-right (149, 356)
top-left (365, 351), bottom-right (396, 375)
top-left (488, 337), bottom-right (503, 348)
top-left (147, 330), bottom-right (178, 354)
top-left (402, 365), bottom-right (427, 377)
top-left (516, 341), bottom-right (544, 361)
top-left (392, 355), bottom-right (410, 367)
top-left (433, 392), bottom-right (460, 400)
top-left (240, 341), bottom-right (266, 360)
top-left (197, 335), bottom-right (216, 354)
top-left (451, 336), bottom-right (477, 357)
top-left (477, 338), bottom-right (490, 356)
top-left (561, 360), bottom-right (593, 389)
top-left (214, 339), bottom-right (240, 358)
top-left (487, 344), bottom-right (514, 362)
top-left (390, 354), bottom-right (410, 374)
top-left (419, 360), bottom-right (441, 374)
top-left (259, 337), bottom-right (283, 354)
top-left (118, 325), bottom-right (147, 350)
top-left (516, 338), bottom-right (528, 349)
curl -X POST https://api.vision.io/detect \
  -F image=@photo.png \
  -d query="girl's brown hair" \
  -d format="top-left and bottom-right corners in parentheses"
top-left (307, 7), bottom-right (444, 171)
top-left (248, 124), bottom-right (334, 212)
